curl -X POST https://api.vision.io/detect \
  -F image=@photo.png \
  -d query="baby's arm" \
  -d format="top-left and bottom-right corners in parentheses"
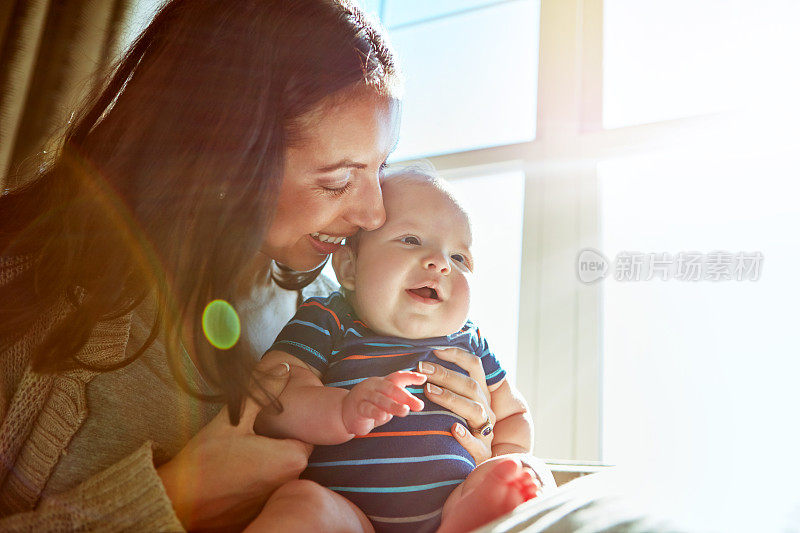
top-left (254, 350), bottom-right (426, 445)
top-left (487, 379), bottom-right (533, 456)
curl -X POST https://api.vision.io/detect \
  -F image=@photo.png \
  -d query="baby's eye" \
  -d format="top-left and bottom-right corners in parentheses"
top-left (451, 253), bottom-right (473, 271)
top-left (401, 236), bottom-right (421, 245)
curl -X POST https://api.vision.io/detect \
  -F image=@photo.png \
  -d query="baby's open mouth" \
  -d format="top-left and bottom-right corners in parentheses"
top-left (408, 286), bottom-right (439, 300)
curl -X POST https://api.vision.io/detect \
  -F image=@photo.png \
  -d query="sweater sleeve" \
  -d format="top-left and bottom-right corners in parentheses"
top-left (0, 442), bottom-right (184, 532)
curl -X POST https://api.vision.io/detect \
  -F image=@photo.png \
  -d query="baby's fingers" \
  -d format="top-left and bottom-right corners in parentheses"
top-left (377, 381), bottom-right (424, 412)
top-left (369, 389), bottom-right (413, 417)
top-left (385, 370), bottom-right (427, 388)
top-left (357, 401), bottom-right (393, 426)
top-left (384, 371), bottom-right (426, 411)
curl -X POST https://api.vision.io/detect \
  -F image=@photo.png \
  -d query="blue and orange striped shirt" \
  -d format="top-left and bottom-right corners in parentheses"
top-left (270, 292), bottom-right (506, 532)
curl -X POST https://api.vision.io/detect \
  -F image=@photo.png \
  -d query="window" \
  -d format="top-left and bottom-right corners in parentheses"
top-left (377, 0), bottom-right (800, 474)
top-left (449, 170), bottom-right (526, 383)
top-left (603, 0), bottom-right (800, 128)
top-left (598, 1), bottom-right (800, 473)
top-left (599, 148), bottom-right (800, 467)
top-left (385, 0), bottom-right (540, 159)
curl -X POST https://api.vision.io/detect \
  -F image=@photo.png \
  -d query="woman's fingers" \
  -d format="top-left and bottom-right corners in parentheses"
top-left (450, 423), bottom-right (491, 465)
top-left (432, 347), bottom-right (485, 377)
top-left (418, 349), bottom-right (495, 431)
top-left (418, 361), bottom-right (484, 401)
top-left (425, 382), bottom-right (489, 429)
top-left (238, 396), bottom-right (265, 434)
top-left (432, 347), bottom-right (489, 394)
top-left (158, 407), bottom-right (313, 530)
top-left (242, 361), bottom-right (292, 431)
top-left (419, 350), bottom-right (490, 403)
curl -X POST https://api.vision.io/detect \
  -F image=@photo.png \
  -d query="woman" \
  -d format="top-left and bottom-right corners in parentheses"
top-left (0, 1), bottom-right (513, 530)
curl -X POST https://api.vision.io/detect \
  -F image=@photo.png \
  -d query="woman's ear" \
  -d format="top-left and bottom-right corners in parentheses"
top-left (332, 245), bottom-right (357, 290)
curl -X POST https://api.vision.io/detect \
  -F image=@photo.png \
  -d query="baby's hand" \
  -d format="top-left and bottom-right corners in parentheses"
top-left (342, 371), bottom-right (427, 436)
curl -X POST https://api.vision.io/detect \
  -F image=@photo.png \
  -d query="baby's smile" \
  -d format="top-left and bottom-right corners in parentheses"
top-left (406, 283), bottom-right (442, 303)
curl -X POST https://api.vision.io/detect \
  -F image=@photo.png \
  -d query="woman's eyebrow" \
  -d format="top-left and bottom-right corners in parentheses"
top-left (315, 159), bottom-right (367, 173)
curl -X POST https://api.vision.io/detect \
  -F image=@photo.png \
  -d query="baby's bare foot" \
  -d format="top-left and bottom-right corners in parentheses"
top-left (437, 457), bottom-right (540, 533)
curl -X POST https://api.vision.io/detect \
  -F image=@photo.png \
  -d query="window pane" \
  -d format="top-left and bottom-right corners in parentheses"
top-left (388, 0), bottom-right (539, 160)
top-left (383, 0), bottom-right (508, 28)
top-left (357, 0), bottom-right (384, 22)
top-left (603, 0), bottom-right (800, 128)
top-left (449, 171), bottom-right (525, 385)
top-left (598, 149), bottom-right (800, 524)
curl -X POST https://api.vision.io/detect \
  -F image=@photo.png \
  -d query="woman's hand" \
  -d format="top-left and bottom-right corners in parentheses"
top-left (417, 347), bottom-right (496, 465)
top-left (156, 364), bottom-right (312, 531)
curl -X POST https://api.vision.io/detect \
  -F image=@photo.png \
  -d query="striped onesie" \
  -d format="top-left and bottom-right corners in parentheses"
top-left (270, 292), bottom-right (506, 532)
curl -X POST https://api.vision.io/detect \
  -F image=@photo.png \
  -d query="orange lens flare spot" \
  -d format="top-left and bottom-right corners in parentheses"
top-left (201, 299), bottom-right (241, 350)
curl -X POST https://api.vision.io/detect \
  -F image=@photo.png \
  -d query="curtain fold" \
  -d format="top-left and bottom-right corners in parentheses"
top-left (0, 0), bottom-right (132, 191)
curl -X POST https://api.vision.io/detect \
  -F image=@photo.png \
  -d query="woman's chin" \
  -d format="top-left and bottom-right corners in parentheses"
top-left (276, 254), bottom-right (329, 274)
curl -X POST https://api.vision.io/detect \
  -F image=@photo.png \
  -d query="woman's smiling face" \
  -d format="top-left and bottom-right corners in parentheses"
top-left (263, 89), bottom-right (399, 272)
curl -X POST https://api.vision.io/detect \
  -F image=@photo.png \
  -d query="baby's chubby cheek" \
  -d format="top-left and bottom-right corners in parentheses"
top-left (351, 284), bottom-right (399, 334)
top-left (436, 282), bottom-right (471, 336)
top-left (446, 300), bottom-right (471, 334)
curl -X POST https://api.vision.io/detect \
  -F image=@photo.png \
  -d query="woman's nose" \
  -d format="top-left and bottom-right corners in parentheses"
top-left (424, 252), bottom-right (451, 274)
top-left (345, 179), bottom-right (385, 230)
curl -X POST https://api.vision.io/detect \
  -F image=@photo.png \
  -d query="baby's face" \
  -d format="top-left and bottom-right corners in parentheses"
top-left (341, 179), bottom-right (473, 339)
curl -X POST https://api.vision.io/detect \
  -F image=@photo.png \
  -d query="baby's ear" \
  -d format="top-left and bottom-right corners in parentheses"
top-left (332, 245), bottom-right (357, 290)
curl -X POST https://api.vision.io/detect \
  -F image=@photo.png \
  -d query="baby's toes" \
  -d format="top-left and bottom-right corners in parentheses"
top-left (507, 467), bottom-right (540, 502)
top-left (487, 457), bottom-right (524, 483)
top-left (517, 477), bottom-right (541, 501)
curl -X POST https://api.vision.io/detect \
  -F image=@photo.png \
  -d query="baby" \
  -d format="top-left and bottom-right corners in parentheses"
top-left (254, 169), bottom-right (539, 532)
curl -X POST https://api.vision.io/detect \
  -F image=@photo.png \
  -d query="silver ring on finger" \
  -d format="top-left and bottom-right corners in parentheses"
top-left (471, 414), bottom-right (493, 437)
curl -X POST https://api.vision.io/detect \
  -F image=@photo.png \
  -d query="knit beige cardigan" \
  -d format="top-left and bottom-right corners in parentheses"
top-left (0, 255), bottom-right (185, 531)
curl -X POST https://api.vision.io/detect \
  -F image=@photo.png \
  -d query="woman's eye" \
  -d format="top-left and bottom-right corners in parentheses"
top-left (401, 236), bottom-right (421, 245)
top-left (321, 182), bottom-right (352, 197)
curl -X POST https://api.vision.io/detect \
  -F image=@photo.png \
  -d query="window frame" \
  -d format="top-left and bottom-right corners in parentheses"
top-left (389, 0), bottom-right (734, 461)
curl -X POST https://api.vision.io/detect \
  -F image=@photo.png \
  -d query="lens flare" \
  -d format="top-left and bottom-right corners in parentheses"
top-left (202, 299), bottom-right (241, 350)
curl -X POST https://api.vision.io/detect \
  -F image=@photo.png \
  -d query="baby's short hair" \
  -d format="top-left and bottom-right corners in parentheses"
top-left (345, 164), bottom-right (469, 252)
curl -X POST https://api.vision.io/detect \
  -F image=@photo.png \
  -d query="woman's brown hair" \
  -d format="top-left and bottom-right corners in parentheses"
top-left (0, 0), bottom-right (398, 423)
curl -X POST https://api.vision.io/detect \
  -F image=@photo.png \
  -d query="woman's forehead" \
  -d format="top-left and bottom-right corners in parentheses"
top-left (292, 89), bottom-right (398, 149)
